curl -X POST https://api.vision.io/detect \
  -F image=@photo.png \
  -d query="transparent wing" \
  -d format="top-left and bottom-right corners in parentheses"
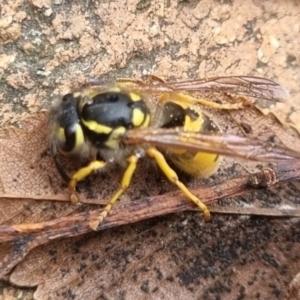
top-left (123, 128), bottom-right (300, 162)
top-left (117, 76), bottom-right (289, 103)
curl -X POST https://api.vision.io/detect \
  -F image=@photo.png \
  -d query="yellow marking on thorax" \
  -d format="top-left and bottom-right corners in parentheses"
top-left (105, 126), bottom-right (126, 148)
top-left (82, 119), bottom-right (112, 134)
top-left (129, 92), bottom-right (142, 102)
top-left (141, 114), bottom-right (151, 128)
top-left (132, 108), bottom-right (145, 127)
top-left (108, 87), bottom-right (121, 92)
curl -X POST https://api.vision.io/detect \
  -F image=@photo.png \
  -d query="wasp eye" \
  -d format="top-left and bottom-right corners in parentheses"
top-left (62, 93), bottom-right (75, 102)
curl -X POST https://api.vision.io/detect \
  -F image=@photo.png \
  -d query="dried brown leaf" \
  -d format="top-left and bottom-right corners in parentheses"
top-left (0, 103), bottom-right (300, 299)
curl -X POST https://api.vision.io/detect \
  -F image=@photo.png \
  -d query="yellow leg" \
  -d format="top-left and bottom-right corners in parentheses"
top-left (147, 147), bottom-right (211, 221)
top-left (89, 155), bottom-right (139, 230)
top-left (69, 160), bottom-right (106, 203)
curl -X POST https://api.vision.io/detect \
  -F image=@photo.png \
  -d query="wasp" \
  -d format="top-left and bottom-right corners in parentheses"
top-left (49, 75), bottom-right (299, 230)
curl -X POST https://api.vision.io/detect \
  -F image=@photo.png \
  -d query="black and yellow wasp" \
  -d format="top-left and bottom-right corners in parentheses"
top-left (49, 75), bottom-right (300, 230)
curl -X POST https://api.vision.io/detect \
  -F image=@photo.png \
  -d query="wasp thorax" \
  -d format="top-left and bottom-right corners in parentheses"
top-left (79, 91), bottom-right (151, 149)
top-left (81, 92), bottom-right (150, 130)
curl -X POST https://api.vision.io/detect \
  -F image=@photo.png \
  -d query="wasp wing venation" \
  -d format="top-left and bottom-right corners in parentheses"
top-left (123, 128), bottom-right (300, 162)
top-left (163, 76), bottom-right (289, 102)
top-left (117, 76), bottom-right (289, 102)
